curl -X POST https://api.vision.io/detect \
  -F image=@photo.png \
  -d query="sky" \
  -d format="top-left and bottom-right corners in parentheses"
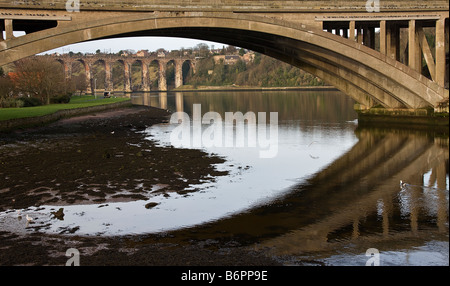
top-left (42, 36), bottom-right (225, 54)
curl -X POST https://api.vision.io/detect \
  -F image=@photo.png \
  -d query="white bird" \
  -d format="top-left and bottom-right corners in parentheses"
top-left (26, 214), bottom-right (33, 222)
top-left (111, 131), bottom-right (115, 134)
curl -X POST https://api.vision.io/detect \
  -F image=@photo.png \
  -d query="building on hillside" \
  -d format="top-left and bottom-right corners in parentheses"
top-left (242, 51), bottom-right (255, 63)
top-left (136, 50), bottom-right (150, 57)
top-left (224, 55), bottom-right (241, 65)
top-left (157, 51), bottom-right (167, 58)
top-left (213, 55), bottom-right (242, 65)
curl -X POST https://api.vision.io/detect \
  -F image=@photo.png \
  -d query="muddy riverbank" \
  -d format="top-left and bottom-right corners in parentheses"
top-left (0, 105), bottom-right (283, 266)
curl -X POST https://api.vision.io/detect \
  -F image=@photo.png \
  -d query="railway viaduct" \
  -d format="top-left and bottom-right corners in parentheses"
top-left (40, 54), bottom-right (197, 93)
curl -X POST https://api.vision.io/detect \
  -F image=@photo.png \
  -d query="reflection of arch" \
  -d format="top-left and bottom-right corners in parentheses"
top-left (159, 128), bottom-right (448, 256)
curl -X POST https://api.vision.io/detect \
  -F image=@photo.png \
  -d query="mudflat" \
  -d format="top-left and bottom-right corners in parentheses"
top-left (0, 105), bottom-right (281, 266)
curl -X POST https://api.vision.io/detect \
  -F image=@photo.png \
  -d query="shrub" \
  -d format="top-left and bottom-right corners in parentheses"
top-left (50, 94), bottom-right (71, 104)
top-left (0, 98), bottom-right (24, 108)
top-left (17, 97), bottom-right (43, 107)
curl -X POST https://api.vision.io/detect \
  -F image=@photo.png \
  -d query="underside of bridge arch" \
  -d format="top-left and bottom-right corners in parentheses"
top-left (0, 13), bottom-right (446, 109)
top-left (130, 27), bottom-right (400, 108)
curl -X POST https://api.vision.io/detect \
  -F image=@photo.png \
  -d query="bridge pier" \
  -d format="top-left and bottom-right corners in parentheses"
top-left (175, 60), bottom-right (183, 89)
top-left (85, 63), bottom-right (93, 95)
top-left (63, 63), bottom-right (72, 81)
top-left (158, 61), bottom-right (167, 92)
top-left (123, 62), bottom-right (132, 93)
top-left (355, 105), bottom-right (449, 127)
top-left (105, 62), bottom-right (113, 92)
top-left (142, 63), bottom-right (150, 91)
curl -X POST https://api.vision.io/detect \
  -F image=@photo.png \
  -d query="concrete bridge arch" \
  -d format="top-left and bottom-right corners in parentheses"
top-left (1, 11), bottom-right (448, 109)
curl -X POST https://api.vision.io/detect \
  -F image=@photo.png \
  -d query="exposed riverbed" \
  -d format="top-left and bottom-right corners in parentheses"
top-left (0, 90), bottom-right (448, 266)
top-left (0, 105), bottom-right (279, 265)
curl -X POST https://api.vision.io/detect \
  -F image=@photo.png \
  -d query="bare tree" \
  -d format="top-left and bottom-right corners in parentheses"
top-left (72, 73), bottom-right (88, 96)
top-left (0, 76), bottom-right (15, 99)
top-left (13, 57), bottom-right (70, 105)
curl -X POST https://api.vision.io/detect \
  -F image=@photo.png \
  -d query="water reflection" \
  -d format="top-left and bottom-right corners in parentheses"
top-left (263, 129), bottom-right (448, 254)
top-left (0, 90), bottom-right (447, 265)
top-left (160, 127), bottom-right (448, 265)
top-left (130, 90), bottom-right (357, 124)
top-left (131, 91), bottom-right (448, 265)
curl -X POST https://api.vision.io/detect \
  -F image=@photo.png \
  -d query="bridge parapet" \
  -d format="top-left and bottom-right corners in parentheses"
top-left (0, 0), bottom-right (448, 12)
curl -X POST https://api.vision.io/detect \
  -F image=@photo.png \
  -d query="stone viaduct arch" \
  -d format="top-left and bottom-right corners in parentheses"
top-left (41, 54), bottom-right (197, 93)
top-left (0, 2), bottom-right (448, 111)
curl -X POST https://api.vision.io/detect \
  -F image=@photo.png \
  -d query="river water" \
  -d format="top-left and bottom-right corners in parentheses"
top-left (1, 90), bottom-right (448, 266)
top-left (134, 90), bottom-right (449, 266)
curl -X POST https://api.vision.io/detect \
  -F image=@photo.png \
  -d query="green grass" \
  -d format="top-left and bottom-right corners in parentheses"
top-left (0, 95), bottom-right (130, 121)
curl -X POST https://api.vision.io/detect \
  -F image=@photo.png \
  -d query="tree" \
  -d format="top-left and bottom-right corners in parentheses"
top-left (72, 73), bottom-right (88, 95)
top-left (13, 57), bottom-right (72, 104)
top-left (0, 76), bottom-right (15, 99)
top-left (225, 45), bottom-right (237, 54)
top-left (194, 43), bottom-right (210, 58)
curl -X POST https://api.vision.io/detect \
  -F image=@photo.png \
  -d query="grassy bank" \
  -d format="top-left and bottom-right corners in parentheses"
top-left (0, 96), bottom-right (130, 121)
